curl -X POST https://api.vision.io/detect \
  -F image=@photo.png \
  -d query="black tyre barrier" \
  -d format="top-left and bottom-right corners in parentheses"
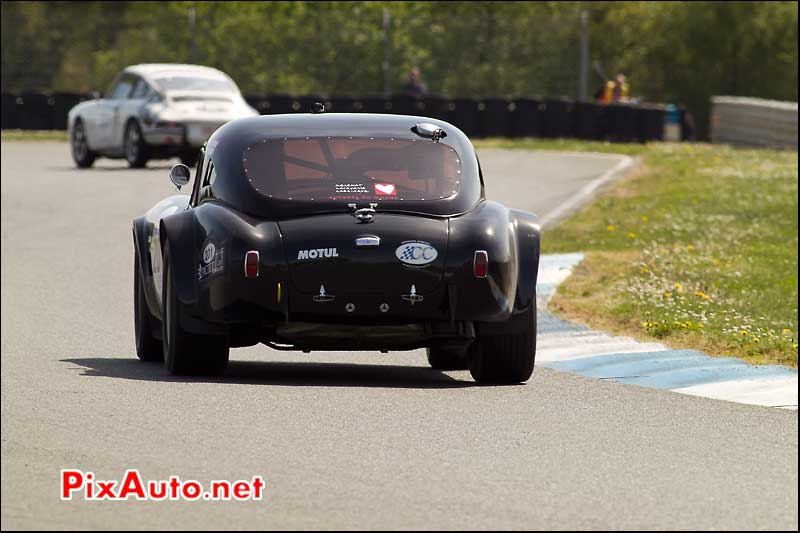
top-left (52, 92), bottom-right (84, 130)
top-left (421, 96), bottom-right (449, 122)
top-left (510, 98), bottom-right (543, 138)
top-left (605, 104), bottom-right (638, 142)
top-left (542, 98), bottom-right (575, 138)
top-left (360, 96), bottom-right (389, 114)
top-left (326, 96), bottom-right (358, 113)
top-left (2, 91), bottom-right (676, 143)
top-left (388, 94), bottom-right (419, 117)
top-left (446, 98), bottom-right (480, 137)
top-left (637, 104), bottom-right (666, 143)
top-left (262, 93), bottom-right (295, 115)
top-left (574, 101), bottom-right (606, 140)
top-left (1, 93), bottom-right (20, 129)
top-left (18, 92), bottom-right (52, 130)
top-left (478, 98), bottom-right (513, 138)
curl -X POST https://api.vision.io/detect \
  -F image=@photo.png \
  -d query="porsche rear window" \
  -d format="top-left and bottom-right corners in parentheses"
top-left (154, 76), bottom-right (235, 93)
top-left (242, 137), bottom-right (462, 201)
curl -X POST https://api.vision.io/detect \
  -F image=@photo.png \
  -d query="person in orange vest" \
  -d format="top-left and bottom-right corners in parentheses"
top-left (599, 73), bottom-right (629, 104)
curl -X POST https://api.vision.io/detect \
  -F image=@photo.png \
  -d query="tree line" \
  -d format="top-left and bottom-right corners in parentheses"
top-left (1, 1), bottom-right (797, 138)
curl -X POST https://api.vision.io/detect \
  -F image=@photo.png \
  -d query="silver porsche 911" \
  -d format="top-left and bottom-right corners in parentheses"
top-left (67, 64), bottom-right (258, 169)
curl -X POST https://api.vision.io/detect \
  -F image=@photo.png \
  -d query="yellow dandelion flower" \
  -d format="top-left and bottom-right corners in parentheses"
top-left (740, 330), bottom-right (749, 336)
top-left (687, 245), bottom-right (695, 251)
top-left (607, 225), bottom-right (616, 232)
top-left (627, 232), bottom-right (637, 239)
top-left (794, 344), bottom-right (798, 350)
top-left (753, 337), bottom-right (761, 343)
top-left (782, 329), bottom-right (792, 334)
top-left (694, 290), bottom-right (710, 301)
top-left (663, 291), bottom-right (671, 299)
top-left (641, 216), bottom-right (649, 222)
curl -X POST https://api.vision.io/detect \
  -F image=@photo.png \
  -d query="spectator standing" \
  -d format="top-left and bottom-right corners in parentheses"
top-left (402, 67), bottom-right (428, 97)
top-left (598, 73), bottom-right (630, 104)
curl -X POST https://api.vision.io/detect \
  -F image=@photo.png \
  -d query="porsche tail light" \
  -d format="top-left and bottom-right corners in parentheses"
top-left (244, 251), bottom-right (260, 278)
top-left (474, 250), bottom-right (488, 278)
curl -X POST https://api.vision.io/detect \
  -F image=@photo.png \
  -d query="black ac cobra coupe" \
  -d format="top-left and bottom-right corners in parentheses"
top-left (132, 111), bottom-right (541, 383)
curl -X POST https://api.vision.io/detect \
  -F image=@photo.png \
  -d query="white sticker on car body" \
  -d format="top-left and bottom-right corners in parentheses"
top-left (202, 242), bottom-right (216, 264)
top-left (297, 248), bottom-right (338, 260)
top-left (395, 241), bottom-right (438, 266)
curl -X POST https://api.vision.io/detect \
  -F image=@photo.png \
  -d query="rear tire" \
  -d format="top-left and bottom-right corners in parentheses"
top-left (426, 346), bottom-right (468, 370)
top-left (469, 304), bottom-right (537, 384)
top-left (162, 245), bottom-right (229, 375)
top-left (134, 249), bottom-right (163, 362)
top-left (124, 120), bottom-right (149, 168)
top-left (70, 120), bottom-right (96, 168)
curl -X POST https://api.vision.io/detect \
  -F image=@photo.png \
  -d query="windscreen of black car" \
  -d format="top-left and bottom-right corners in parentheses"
top-left (242, 137), bottom-right (462, 201)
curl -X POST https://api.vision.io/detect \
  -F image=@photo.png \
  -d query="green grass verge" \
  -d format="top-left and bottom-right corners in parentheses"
top-left (474, 139), bottom-right (798, 367)
top-left (1, 130), bottom-right (68, 141)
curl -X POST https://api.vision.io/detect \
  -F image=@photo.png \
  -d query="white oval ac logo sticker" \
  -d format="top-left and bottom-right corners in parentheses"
top-left (203, 243), bottom-right (216, 264)
top-left (395, 241), bottom-right (438, 266)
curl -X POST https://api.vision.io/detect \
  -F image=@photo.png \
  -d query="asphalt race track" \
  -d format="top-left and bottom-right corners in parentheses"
top-left (1, 142), bottom-right (797, 530)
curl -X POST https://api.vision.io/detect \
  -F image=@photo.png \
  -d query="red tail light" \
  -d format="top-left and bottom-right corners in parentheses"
top-left (474, 250), bottom-right (488, 278)
top-left (244, 251), bottom-right (260, 278)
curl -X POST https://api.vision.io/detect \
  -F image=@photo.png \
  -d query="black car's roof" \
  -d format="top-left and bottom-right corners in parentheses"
top-left (209, 112), bottom-right (469, 139)
top-left (202, 113), bottom-right (483, 219)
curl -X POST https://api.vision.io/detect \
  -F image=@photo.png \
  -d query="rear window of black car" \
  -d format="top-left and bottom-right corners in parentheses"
top-left (242, 137), bottom-right (462, 202)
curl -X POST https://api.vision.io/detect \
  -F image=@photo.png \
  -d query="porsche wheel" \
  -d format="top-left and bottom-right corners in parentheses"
top-left (124, 120), bottom-right (149, 168)
top-left (179, 149), bottom-right (199, 168)
top-left (162, 245), bottom-right (229, 375)
top-left (469, 304), bottom-right (537, 384)
top-left (426, 346), bottom-right (469, 370)
top-left (134, 249), bottom-right (163, 362)
top-left (70, 120), bottom-right (96, 168)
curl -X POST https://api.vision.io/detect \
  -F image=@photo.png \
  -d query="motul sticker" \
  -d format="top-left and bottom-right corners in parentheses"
top-left (297, 248), bottom-right (338, 260)
top-left (374, 183), bottom-right (396, 196)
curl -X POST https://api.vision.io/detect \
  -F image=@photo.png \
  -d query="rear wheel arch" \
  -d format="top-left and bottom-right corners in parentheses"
top-left (132, 217), bottom-right (161, 318)
top-left (510, 210), bottom-right (541, 314)
top-left (159, 210), bottom-right (198, 307)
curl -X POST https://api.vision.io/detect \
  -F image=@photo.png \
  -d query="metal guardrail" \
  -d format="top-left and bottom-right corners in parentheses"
top-left (1, 92), bottom-right (691, 143)
top-left (711, 96), bottom-right (798, 149)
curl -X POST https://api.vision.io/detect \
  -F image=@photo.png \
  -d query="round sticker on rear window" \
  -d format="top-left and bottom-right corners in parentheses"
top-left (395, 241), bottom-right (438, 266)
